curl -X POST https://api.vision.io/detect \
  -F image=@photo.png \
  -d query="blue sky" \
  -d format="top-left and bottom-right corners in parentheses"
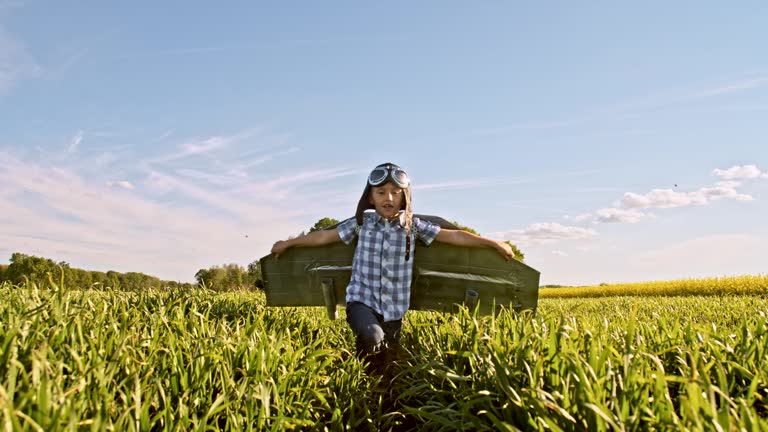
top-left (1, 2), bottom-right (767, 285)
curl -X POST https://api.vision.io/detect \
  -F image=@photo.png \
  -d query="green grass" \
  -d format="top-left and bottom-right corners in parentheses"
top-left (1, 281), bottom-right (767, 431)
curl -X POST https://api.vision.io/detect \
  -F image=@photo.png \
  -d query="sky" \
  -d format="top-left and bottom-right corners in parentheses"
top-left (1, 2), bottom-right (767, 286)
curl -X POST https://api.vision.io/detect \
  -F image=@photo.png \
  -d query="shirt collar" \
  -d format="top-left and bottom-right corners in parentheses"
top-left (371, 211), bottom-right (404, 227)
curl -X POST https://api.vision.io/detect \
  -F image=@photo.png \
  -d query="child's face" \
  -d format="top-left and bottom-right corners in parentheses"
top-left (369, 183), bottom-right (404, 220)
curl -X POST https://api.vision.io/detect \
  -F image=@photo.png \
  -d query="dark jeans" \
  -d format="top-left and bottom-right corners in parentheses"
top-left (346, 302), bottom-right (402, 361)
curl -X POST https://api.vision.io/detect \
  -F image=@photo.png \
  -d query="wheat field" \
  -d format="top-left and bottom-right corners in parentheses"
top-left (1, 278), bottom-right (767, 431)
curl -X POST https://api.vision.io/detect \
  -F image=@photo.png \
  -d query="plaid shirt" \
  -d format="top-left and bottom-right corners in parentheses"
top-left (337, 212), bottom-right (441, 321)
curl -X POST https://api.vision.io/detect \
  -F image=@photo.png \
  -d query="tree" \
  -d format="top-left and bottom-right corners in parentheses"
top-left (451, 221), bottom-right (480, 236)
top-left (65, 267), bottom-right (92, 289)
top-left (195, 261), bottom-right (254, 291)
top-left (3, 252), bottom-right (189, 290)
top-left (90, 271), bottom-right (108, 289)
top-left (247, 260), bottom-right (264, 289)
top-left (224, 263), bottom-right (245, 289)
top-left (195, 267), bottom-right (225, 290)
top-left (121, 272), bottom-right (149, 291)
top-left (6, 253), bottom-right (61, 286)
top-left (106, 271), bottom-right (122, 289)
top-left (504, 240), bottom-right (524, 262)
top-left (309, 217), bottom-right (340, 233)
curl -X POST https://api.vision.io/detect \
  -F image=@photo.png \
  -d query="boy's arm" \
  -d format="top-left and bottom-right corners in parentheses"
top-left (271, 229), bottom-right (342, 258)
top-left (435, 229), bottom-right (515, 260)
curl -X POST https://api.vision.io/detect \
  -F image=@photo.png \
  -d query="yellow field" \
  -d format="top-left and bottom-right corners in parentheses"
top-left (541, 274), bottom-right (768, 298)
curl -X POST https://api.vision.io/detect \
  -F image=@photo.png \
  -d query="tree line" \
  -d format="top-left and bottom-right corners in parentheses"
top-left (1, 217), bottom-right (524, 291)
top-left (0, 252), bottom-right (195, 291)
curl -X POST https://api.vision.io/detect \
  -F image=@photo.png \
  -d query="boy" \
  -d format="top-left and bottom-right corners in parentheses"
top-left (271, 162), bottom-right (514, 373)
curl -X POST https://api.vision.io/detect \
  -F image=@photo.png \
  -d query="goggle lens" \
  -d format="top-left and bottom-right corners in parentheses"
top-left (368, 165), bottom-right (409, 187)
top-left (392, 169), bottom-right (408, 187)
top-left (368, 168), bottom-right (389, 185)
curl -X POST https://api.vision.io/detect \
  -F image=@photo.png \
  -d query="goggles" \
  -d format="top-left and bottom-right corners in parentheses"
top-left (367, 163), bottom-right (410, 188)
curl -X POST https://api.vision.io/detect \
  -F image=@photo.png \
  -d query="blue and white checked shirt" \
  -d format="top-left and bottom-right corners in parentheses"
top-left (337, 212), bottom-right (441, 321)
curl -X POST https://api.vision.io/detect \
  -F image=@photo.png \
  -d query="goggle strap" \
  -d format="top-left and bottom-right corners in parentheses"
top-left (405, 231), bottom-right (411, 261)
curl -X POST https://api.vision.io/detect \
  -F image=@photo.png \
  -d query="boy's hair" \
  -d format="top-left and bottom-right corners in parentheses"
top-left (355, 162), bottom-right (413, 233)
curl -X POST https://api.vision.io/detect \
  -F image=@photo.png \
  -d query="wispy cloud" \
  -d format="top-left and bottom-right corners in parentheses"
top-left (174, 168), bottom-right (242, 187)
top-left (694, 77), bottom-right (768, 98)
top-left (142, 169), bottom-right (281, 219)
top-left (236, 146), bottom-right (300, 170)
top-left (68, 130), bottom-right (83, 153)
top-left (134, 129), bottom-right (335, 217)
top-left (150, 129), bottom-right (174, 143)
top-left (264, 167), bottom-right (361, 189)
top-left (145, 129), bottom-right (263, 166)
top-left (180, 136), bottom-right (229, 156)
top-left (0, 154), bottom-right (300, 281)
top-left (0, 25), bottom-right (41, 92)
top-left (493, 222), bottom-right (597, 245)
top-left (462, 76), bottom-right (768, 140)
top-left (112, 46), bottom-right (230, 60)
top-left (109, 34), bottom-right (407, 61)
top-left (415, 175), bottom-right (533, 192)
top-left (467, 119), bottom-right (584, 137)
top-left (414, 179), bottom-right (495, 191)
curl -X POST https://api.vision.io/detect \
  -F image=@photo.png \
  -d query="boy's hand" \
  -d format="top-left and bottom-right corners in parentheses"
top-left (495, 241), bottom-right (515, 261)
top-left (271, 240), bottom-right (290, 258)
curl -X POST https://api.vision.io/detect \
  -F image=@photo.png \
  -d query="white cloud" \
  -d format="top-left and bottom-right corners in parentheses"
top-left (68, 130), bottom-right (83, 153)
top-left (572, 213), bottom-right (594, 223)
top-left (496, 163), bottom-right (760, 248)
top-left (595, 207), bottom-right (654, 224)
top-left (698, 185), bottom-right (753, 202)
top-left (495, 222), bottom-right (597, 245)
top-left (622, 183), bottom-right (752, 209)
top-left (716, 180), bottom-right (742, 188)
top-left (106, 180), bottom-right (134, 190)
top-left (622, 188), bottom-right (706, 209)
top-left (713, 164), bottom-right (768, 180)
top-left (551, 250), bottom-right (568, 257)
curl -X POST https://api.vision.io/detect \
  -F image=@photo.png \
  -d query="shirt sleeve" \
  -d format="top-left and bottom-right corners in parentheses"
top-left (413, 217), bottom-right (441, 246)
top-left (336, 217), bottom-right (358, 245)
